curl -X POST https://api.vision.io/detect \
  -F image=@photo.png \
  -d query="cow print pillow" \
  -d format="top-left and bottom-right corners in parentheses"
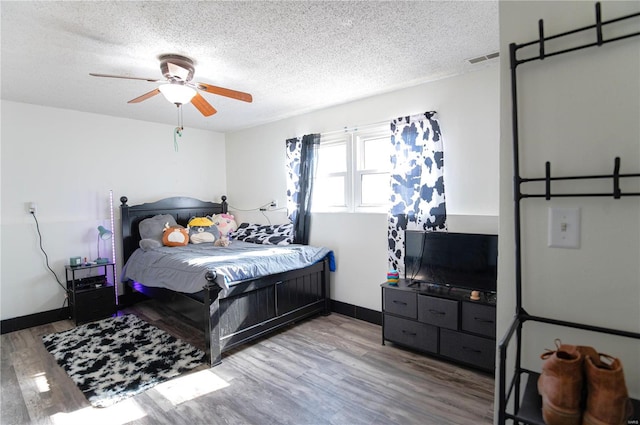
top-left (232, 223), bottom-right (294, 245)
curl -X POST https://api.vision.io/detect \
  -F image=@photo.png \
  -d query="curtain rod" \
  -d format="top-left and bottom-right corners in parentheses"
top-left (320, 119), bottom-right (391, 137)
top-left (320, 112), bottom-right (435, 137)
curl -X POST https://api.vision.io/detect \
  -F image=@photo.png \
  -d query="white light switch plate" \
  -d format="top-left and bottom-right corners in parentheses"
top-left (548, 207), bottom-right (581, 248)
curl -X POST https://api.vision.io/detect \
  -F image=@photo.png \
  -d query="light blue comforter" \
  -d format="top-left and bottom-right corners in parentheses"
top-left (121, 240), bottom-right (333, 293)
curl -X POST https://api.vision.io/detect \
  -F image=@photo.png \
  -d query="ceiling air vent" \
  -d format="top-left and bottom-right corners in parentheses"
top-left (467, 51), bottom-right (500, 64)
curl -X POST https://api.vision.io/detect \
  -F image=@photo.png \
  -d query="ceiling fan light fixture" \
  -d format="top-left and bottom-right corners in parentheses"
top-left (91, 54), bottom-right (250, 117)
top-left (158, 83), bottom-right (197, 105)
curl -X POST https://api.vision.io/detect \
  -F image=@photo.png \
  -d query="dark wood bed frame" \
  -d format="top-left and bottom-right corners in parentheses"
top-left (120, 195), bottom-right (331, 367)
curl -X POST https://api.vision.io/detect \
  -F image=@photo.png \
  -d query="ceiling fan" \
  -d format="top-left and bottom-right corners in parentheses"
top-left (90, 54), bottom-right (253, 117)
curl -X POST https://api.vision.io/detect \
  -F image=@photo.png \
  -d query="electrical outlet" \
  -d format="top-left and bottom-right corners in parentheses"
top-left (28, 202), bottom-right (37, 215)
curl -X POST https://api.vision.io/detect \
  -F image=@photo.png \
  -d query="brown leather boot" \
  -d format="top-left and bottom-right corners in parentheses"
top-left (582, 353), bottom-right (632, 425)
top-left (538, 341), bottom-right (585, 425)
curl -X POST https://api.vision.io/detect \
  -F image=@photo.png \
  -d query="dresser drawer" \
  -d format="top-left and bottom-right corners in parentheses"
top-left (383, 288), bottom-right (417, 319)
top-left (75, 285), bottom-right (114, 304)
top-left (440, 329), bottom-right (495, 370)
top-left (418, 295), bottom-right (458, 330)
top-left (73, 286), bottom-right (116, 324)
top-left (461, 302), bottom-right (496, 338)
top-left (384, 315), bottom-right (437, 354)
top-left (75, 304), bottom-right (116, 324)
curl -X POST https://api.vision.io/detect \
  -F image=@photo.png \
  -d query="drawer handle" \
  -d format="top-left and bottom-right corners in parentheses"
top-left (401, 330), bottom-right (417, 336)
top-left (392, 300), bottom-right (407, 306)
top-left (474, 317), bottom-right (494, 324)
top-left (462, 346), bottom-right (482, 354)
top-left (428, 309), bottom-right (445, 316)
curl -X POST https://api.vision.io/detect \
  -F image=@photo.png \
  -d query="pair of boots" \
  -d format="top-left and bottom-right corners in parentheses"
top-left (537, 339), bottom-right (632, 425)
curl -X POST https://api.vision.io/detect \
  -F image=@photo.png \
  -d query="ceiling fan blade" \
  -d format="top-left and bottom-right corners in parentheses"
top-left (90, 73), bottom-right (162, 83)
top-left (196, 83), bottom-right (253, 103)
top-left (128, 88), bottom-right (161, 103)
top-left (191, 93), bottom-right (217, 117)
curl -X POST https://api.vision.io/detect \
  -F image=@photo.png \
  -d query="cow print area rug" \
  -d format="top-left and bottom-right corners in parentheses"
top-left (42, 314), bottom-right (205, 407)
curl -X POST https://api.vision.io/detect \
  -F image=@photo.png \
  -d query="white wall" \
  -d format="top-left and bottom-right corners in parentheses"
top-left (0, 101), bottom-right (226, 320)
top-left (498, 0), bottom-right (639, 399)
top-left (226, 64), bottom-right (500, 312)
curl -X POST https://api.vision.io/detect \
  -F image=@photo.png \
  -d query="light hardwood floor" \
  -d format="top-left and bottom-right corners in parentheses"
top-left (1, 300), bottom-right (495, 425)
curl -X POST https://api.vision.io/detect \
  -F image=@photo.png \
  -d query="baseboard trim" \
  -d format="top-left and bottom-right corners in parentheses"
top-left (2, 298), bottom-right (382, 334)
top-left (331, 300), bottom-right (382, 326)
top-left (1, 307), bottom-right (70, 334)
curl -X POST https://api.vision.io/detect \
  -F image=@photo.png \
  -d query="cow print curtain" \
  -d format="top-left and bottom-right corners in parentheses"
top-left (388, 112), bottom-right (447, 274)
top-left (286, 134), bottom-right (321, 245)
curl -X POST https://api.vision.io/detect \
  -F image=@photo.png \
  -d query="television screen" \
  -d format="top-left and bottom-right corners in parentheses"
top-left (404, 231), bottom-right (498, 293)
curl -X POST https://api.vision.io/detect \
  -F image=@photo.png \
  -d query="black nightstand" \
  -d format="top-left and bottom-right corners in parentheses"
top-left (65, 263), bottom-right (116, 325)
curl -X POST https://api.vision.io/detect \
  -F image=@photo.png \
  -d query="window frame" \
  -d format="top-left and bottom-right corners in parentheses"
top-left (354, 128), bottom-right (392, 211)
top-left (313, 125), bottom-right (390, 213)
top-left (313, 135), bottom-right (351, 211)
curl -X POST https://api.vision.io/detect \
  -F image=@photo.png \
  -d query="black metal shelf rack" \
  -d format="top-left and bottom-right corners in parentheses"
top-left (498, 3), bottom-right (640, 424)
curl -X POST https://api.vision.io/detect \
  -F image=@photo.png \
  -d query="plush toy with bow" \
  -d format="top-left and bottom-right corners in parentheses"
top-left (211, 213), bottom-right (238, 238)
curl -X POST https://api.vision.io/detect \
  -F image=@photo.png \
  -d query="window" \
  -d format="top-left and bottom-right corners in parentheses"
top-left (312, 126), bottom-right (390, 212)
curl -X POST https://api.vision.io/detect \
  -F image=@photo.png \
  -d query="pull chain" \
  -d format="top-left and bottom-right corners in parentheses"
top-left (174, 103), bottom-right (184, 152)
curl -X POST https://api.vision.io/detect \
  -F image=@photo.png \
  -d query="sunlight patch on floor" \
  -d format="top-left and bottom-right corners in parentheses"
top-left (153, 369), bottom-right (230, 406)
top-left (32, 372), bottom-right (50, 393)
top-left (50, 399), bottom-right (146, 425)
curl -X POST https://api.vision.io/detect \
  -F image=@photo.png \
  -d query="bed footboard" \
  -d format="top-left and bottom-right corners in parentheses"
top-left (203, 282), bottom-right (224, 366)
top-left (123, 249), bottom-right (331, 367)
top-left (205, 257), bottom-right (330, 367)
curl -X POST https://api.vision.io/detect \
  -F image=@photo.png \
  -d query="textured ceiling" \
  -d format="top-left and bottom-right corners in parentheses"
top-left (1, 1), bottom-right (499, 133)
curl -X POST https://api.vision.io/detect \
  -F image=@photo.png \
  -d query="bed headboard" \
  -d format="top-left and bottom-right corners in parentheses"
top-left (120, 195), bottom-right (228, 264)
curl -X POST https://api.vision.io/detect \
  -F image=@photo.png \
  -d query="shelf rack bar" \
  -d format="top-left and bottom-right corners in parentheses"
top-left (521, 158), bottom-right (640, 183)
top-left (509, 42), bottom-right (524, 316)
top-left (499, 313), bottom-right (640, 424)
top-left (538, 20), bottom-right (545, 59)
top-left (522, 192), bottom-right (640, 199)
top-left (513, 3), bottom-right (640, 67)
top-left (516, 29), bottom-right (640, 67)
top-left (544, 162), bottom-right (551, 200)
top-left (521, 313), bottom-right (640, 340)
top-left (596, 2), bottom-right (603, 45)
top-left (522, 172), bottom-right (640, 183)
top-left (521, 158), bottom-right (640, 199)
top-left (501, 2), bottom-right (640, 424)
top-left (614, 157), bottom-right (622, 198)
top-left (498, 315), bottom-right (522, 424)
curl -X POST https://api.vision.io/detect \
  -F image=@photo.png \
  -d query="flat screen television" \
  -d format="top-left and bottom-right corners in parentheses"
top-left (404, 231), bottom-right (498, 293)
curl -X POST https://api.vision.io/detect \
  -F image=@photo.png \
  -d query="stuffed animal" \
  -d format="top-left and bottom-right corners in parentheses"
top-left (187, 216), bottom-right (219, 244)
top-left (214, 235), bottom-right (230, 247)
top-left (211, 213), bottom-right (237, 238)
top-left (162, 224), bottom-right (189, 247)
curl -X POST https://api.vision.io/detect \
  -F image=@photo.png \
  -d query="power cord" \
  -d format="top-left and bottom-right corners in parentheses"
top-left (228, 202), bottom-right (290, 226)
top-left (228, 202), bottom-right (272, 212)
top-left (31, 212), bottom-right (67, 294)
top-left (260, 210), bottom-right (271, 225)
top-left (229, 202), bottom-right (287, 213)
